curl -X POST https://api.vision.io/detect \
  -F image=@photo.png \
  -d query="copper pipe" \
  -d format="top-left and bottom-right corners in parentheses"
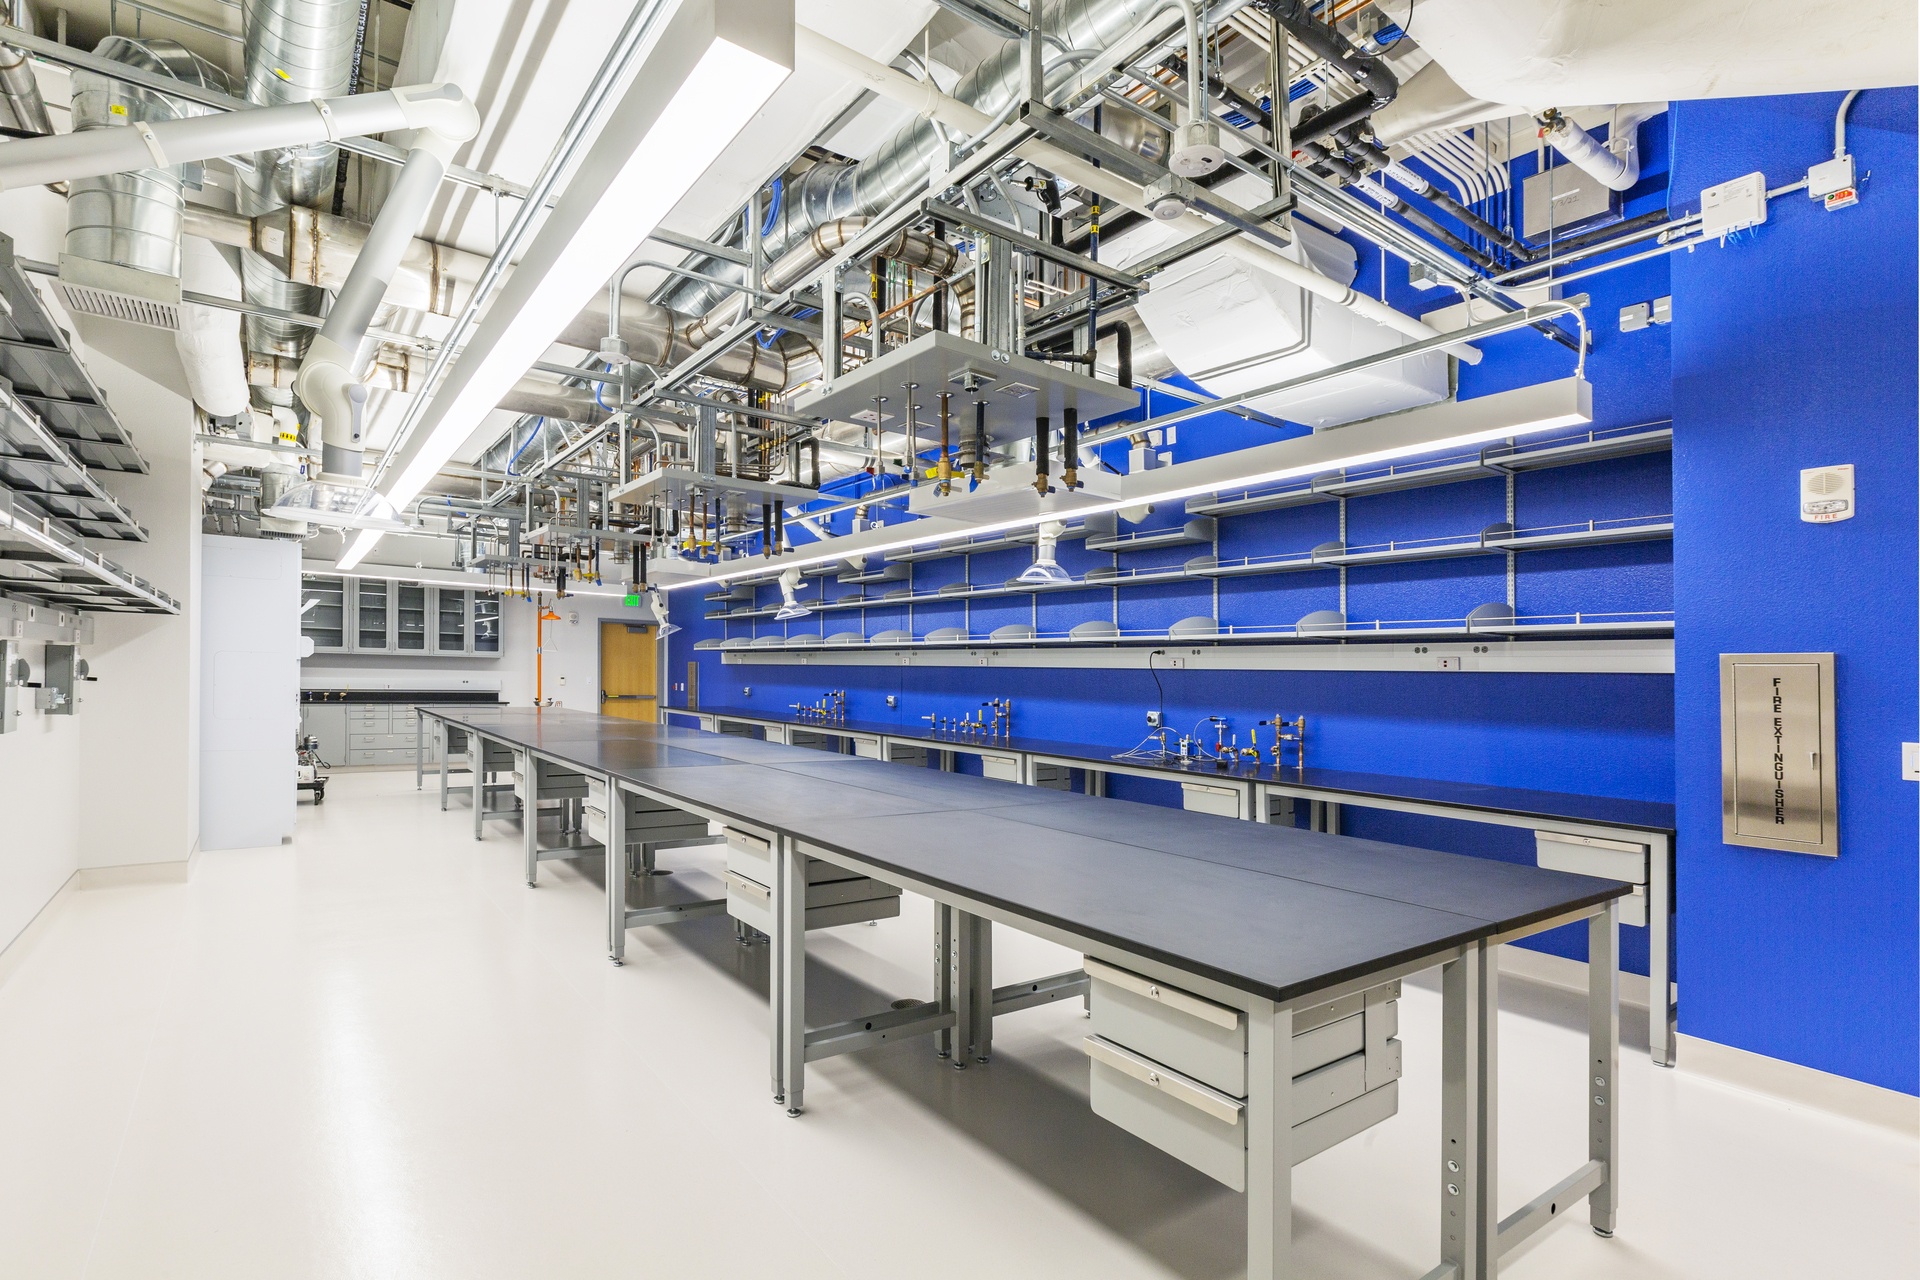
top-left (937, 392), bottom-right (953, 494)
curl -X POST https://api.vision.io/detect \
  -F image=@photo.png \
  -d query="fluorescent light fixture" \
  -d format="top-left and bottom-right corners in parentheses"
top-left (268, 477), bottom-right (410, 532)
top-left (661, 375), bottom-right (1594, 592)
top-left (339, 0), bottom-right (794, 572)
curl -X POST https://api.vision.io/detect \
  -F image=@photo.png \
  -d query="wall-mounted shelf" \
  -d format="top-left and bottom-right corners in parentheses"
top-left (1185, 423), bottom-right (1674, 517)
top-left (0, 485), bottom-right (177, 613)
top-left (0, 237), bottom-right (147, 476)
top-left (1484, 517), bottom-right (1674, 552)
top-left (1086, 515), bottom-right (1216, 554)
top-left (1186, 549), bottom-right (1325, 579)
top-left (837, 561), bottom-right (910, 586)
top-left (0, 381), bottom-right (146, 541)
top-left (704, 607), bottom-right (1674, 656)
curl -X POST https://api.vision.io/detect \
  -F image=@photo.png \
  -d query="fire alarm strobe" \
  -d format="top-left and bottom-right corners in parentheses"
top-left (1800, 464), bottom-right (1855, 523)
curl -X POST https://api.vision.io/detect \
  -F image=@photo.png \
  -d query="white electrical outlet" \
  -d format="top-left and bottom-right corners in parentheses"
top-left (1437, 656), bottom-right (1461, 671)
top-left (1800, 464), bottom-right (1855, 523)
top-left (1700, 171), bottom-right (1768, 238)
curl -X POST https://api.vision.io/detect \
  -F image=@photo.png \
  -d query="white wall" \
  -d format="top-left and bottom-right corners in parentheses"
top-left (200, 537), bottom-right (298, 851)
top-left (70, 319), bottom-right (202, 872)
top-left (0, 640), bottom-right (83, 953)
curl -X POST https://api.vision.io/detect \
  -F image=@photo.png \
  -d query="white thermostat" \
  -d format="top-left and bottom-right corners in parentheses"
top-left (1800, 464), bottom-right (1855, 523)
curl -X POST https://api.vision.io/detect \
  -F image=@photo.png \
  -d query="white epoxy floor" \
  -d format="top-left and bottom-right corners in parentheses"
top-left (1, 769), bottom-right (1914, 1279)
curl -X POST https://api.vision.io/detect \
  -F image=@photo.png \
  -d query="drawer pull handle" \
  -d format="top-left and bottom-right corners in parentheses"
top-left (724, 871), bottom-right (770, 904)
top-left (1083, 1036), bottom-right (1244, 1125)
top-left (1083, 956), bottom-right (1242, 1031)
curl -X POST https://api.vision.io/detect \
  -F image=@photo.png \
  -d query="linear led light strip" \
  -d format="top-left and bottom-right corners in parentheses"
top-left (662, 303), bottom-right (1592, 591)
top-left (340, 0), bottom-right (796, 575)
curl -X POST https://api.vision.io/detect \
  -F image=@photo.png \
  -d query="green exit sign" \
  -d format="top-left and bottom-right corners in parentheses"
top-left (624, 592), bottom-right (642, 608)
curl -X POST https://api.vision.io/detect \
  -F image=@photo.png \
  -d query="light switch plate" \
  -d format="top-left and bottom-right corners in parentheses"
top-left (1903, 743), bottom-right (1919, 782)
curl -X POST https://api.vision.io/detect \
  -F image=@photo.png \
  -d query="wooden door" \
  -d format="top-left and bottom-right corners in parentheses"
top-left (599, 621), bottom-right (658, 721)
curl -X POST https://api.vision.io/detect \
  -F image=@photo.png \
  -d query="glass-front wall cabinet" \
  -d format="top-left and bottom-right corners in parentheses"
top-left (301, 576), bottom-right (347, 652)
top-left (396, 584), bottom-right (429, 652)
top-left (434, 588), bottom-right (469, 654)
top-left (354, 578), bottom-right (391, 651)
top-left (473, 592), bottom-right (502, 653)
top-left (300, 576), bottom-right (502, 659)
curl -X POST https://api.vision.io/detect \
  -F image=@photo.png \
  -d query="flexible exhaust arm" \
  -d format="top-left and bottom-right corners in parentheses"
top-left (293, 86), bottom-right (481, 479)
top-left (0, 81), bottom-right (477, 192)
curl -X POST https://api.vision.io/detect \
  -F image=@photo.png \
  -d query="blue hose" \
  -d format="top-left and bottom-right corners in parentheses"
top-left (760, 177), bottom-right (783, 236)
top-left (504, 417), bottom-right (544, 477)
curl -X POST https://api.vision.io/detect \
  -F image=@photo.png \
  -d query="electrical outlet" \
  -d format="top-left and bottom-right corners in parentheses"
top-left (1903, 743), bottom-right (1919, 782)
top-left (1437, 656), bottom-right (1461, 671)
top-left (886, 695), bottom-right (898, 709)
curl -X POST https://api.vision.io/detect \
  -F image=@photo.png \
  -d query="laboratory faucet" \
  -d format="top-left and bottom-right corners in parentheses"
top-left (1259, 714), bottom-right (1307, 769)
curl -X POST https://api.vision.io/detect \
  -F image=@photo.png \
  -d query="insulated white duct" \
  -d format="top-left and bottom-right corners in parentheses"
top-left (176, 236), bottom-right (251, 426)
top-left (1374, 0), bottom-right (1918, 107)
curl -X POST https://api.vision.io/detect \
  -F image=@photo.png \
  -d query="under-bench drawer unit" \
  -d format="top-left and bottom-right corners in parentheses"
top-left (512, 755), bottom-right (591, 803)
top-left (1535, 832), bottom-right (1649, 927)
top-left (722, 829), bottom-right (900, 933)
top-left (1083, 957), bottom-right (1403, 1191)
top-left (582, 777), bottom-right (710, 851)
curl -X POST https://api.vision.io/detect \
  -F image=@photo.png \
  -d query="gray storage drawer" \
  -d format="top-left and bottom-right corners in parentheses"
top-left (1536, 832), bottom-right (1648, 927)
top-left (513, 756), bottom-right (591, 802)
top-left (723, 828), bottom-right (901, 933)
top-left (979, 751), bottom-right (1021, 782)
top-left (583, 777), bottom-right (708, 850)
top-left (886, 744), bottom-right (931, 767)
top-left (849, 732), bottom-right (883, 759)
top-left (1084, 962), bottom-right (1404, 1190)
top-left (1181, 780), bottom-right (1244, 818)
top-left (1087, 955), bottom-right (1246, 1096)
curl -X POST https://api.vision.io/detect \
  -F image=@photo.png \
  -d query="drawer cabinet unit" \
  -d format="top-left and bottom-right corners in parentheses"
top-left (583, 777), bottom-right (710, 858)
top-left (1082, 957), bottom-right (1403, 1192)
top-left (724, 829), bottom-right (901, 933)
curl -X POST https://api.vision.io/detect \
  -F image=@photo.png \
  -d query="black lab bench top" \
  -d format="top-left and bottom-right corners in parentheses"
top-left (429, 707), bottom-right (1626, 1005)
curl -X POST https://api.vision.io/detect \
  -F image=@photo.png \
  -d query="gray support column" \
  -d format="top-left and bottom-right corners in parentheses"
top-left (777, 834), bottom-right (808, 1115)
top-left (969, 914), bottom-right (993, 1063)
top-left (1647, 833), bottom-right (1675, 1067)
top-left (471, 735), bottom-right (484, 839)
top-left (415, 711), bottom-right (425, 789)
top-left (934, 903), bottom-right (955, 1059)
top-left (950, 910), bottom-right (976, 1069)
top-left (438, 724), bottom-right (451, 810)
top-left (607, 782), bottom-right (628, 964)
top-left (1244, 1000), bottom-right (1295, 1280)
top-left (522, 752), bottom-right (540, 886)
top-left (1589, 902), bottom-right (1621, 1236)
top-left (1440, 942), bottom-right (1498, 1278)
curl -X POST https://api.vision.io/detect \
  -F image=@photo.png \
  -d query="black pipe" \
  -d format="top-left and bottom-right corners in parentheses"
top-left (1033, 415), bottom-right (1050, 495)
top-left (1263, 0), bottom-right (1397, 145)
top-left (1061, 407), bottom-right (1079, 490)
top-left (774, 499), bottom-right (785, 555)
top-left (1501, 210), bottom-right (1677, 285)
top-left (761, 503), bottom-right (773, 557)
top-left (1099, 320), bottom-right (1133, 389)
top-left (972, 400), bottom-right (987, 485)
top-left (931, 219), bottom-right (948, 332)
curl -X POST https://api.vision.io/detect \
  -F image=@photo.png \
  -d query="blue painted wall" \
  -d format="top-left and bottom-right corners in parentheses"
top-left (1669, 90), bottom-right (1919, 1094)
top-left (665, 98), bottom-right (1919, 1090)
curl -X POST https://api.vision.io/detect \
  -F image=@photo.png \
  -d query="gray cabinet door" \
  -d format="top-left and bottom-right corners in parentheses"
top-left (304, 704), bottom-right (349, 765)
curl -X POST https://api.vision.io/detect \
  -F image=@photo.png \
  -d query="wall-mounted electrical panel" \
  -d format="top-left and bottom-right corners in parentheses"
top-left (1720, 652), bottom-right (1838, 857)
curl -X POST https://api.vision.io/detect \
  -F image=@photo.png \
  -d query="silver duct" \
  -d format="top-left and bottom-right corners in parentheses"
top-left (0, 21), bottom-right (53, 137)
top-left (64, 37), bottom-right (232, 281)
top-left (234, 0), bottom-right (360, 361)
top-left (666, 0), bottom-right (1170, 316)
